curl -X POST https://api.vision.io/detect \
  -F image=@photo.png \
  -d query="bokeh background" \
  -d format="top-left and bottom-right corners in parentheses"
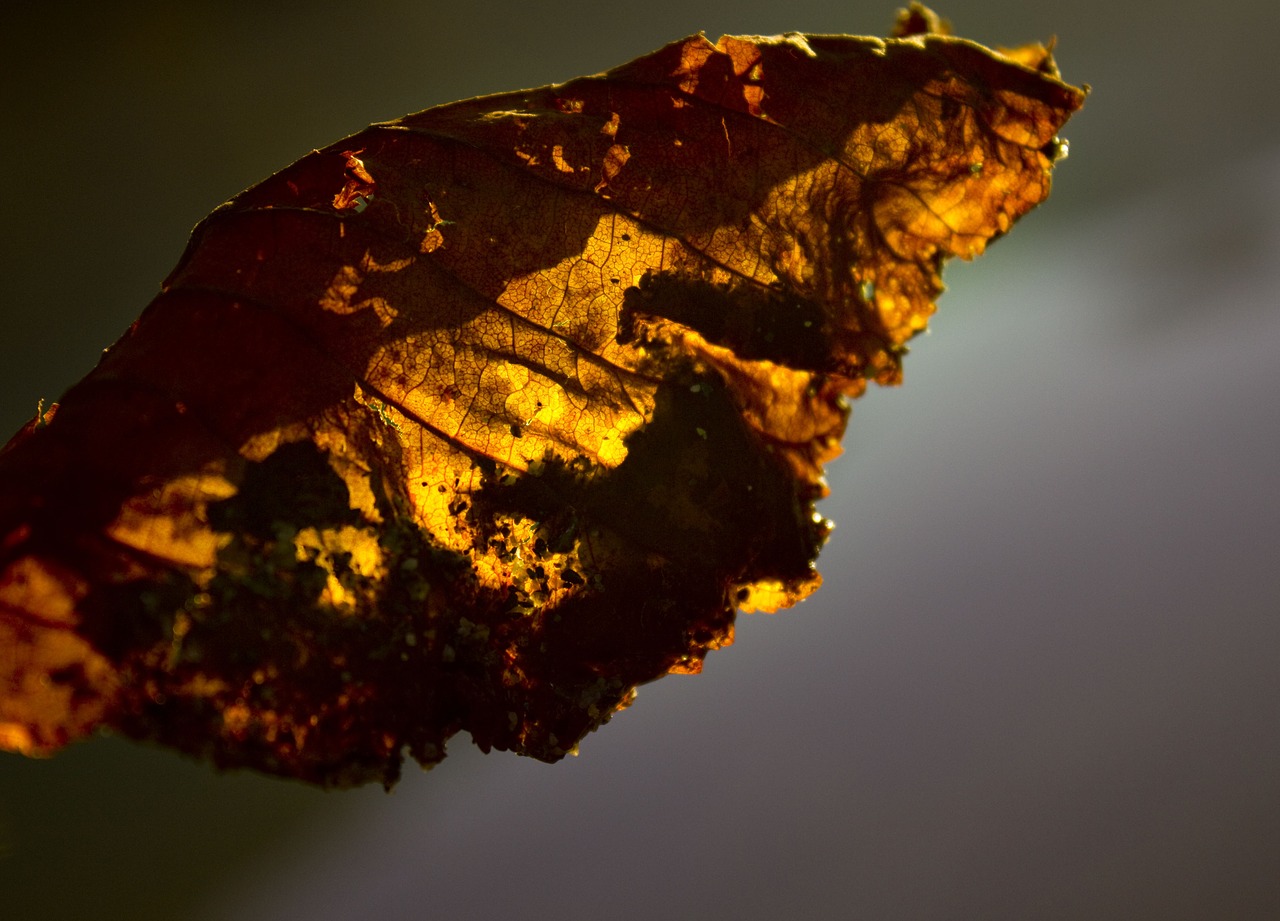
top-left (2, 1), bottom-right (1278, 918)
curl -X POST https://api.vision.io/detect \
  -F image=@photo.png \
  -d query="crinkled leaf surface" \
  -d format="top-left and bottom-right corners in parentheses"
top-left (0, 8), bottom-right (1084, 787)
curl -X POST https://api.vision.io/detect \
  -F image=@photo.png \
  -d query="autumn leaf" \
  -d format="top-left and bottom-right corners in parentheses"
top-left (0, 6), bottom-right (1084, 787)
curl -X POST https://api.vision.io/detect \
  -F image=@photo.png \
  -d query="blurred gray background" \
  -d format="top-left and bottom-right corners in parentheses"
top-left (2, 1), bottom-right (1278, 918)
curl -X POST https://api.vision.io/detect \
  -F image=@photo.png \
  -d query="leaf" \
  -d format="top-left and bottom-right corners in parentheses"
top-left (0, 6), bottom-right (1084, 787)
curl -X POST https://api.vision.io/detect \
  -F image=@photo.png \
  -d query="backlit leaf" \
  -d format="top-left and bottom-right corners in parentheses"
top-left (0, 7), bottom-right (1085, 787)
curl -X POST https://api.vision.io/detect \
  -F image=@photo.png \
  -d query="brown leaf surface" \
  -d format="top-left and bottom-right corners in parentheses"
top-left (0, 7), bottom-right (1084, 787)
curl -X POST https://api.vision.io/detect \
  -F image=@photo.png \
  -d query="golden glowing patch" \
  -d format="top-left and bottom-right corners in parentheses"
top-left (221, 701), bottom-right (252, 734)
top-left (594, 144), bottom-right (630, 194)
top-left (317, 251), bottom-right (408, 328)
top-left (0, 722), bottom-right (37, 756)
top-left (736, 575), bottom-right (821, 614)
top-left (0, 599), bottom-right (117, 755)
top-left (293, 524), bottom-right (387, 614)
top-left (106, 472), bottom-right (236, 569)
top-left (0, 556), bottom-right (85, 626)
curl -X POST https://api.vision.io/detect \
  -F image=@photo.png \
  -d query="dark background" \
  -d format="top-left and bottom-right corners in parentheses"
top-left (2, 1), bottom-right (1278, 918)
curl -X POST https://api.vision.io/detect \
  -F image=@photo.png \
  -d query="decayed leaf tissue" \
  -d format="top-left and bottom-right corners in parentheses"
top-left (0, 6), bottom-right (1085, 787)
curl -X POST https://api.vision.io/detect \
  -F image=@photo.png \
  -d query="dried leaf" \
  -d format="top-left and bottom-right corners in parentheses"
top-left (0, 7), bottom-right (1084, 787)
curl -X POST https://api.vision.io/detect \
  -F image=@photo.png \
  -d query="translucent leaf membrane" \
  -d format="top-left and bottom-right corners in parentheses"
top-left (0, 6), bottom-right (1084, 787)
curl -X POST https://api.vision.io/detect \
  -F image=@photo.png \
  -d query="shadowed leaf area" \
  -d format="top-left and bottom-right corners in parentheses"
top-left (0, 6), bottom-right (1083, 787)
